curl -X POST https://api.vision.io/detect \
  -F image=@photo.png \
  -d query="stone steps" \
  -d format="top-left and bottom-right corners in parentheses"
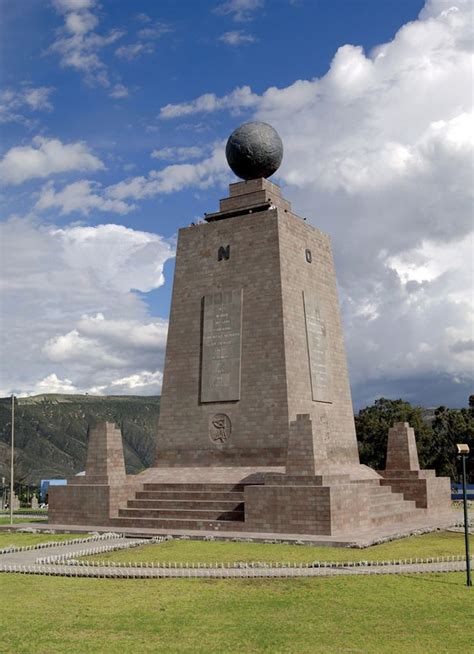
top-left (110, 516), bottom-right (247, 531)
top-left (127, 499), bottom-right (244, 511)
top-left (135, 491), bottom-right (245, 502)
top-left (371, 508), bottom-right (422, 527)
top-left (367, 482), bottom-right (421, 526)
top-left (119, 507), bottom-right (244, 521)
top-left (113, 482), bottom-right (254, 532)
top-left (370, 497), bottom-right (418, 516)
top-left (142, 483), bottom-right (251, 492)
top-left (368, 490), bottom-right (407, 507)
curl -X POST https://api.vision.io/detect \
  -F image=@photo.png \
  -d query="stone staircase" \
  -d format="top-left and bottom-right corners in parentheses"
top-left (367, 482), bottom-right (421, 527)
top-left (110, 482), bottom-right (254, 532)
top-left (110, 478), bottom-right (426, 535)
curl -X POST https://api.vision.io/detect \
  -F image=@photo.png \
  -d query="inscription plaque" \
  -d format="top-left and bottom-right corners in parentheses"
top-left (201, 289), bottom-right (242, 403)
top-left (303, 291), bottom-right (332, 403)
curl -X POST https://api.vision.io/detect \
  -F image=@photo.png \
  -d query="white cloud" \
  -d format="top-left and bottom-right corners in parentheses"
top-left (106, 143), bottom-right (229, 200)
top-left (219, 30), bottom-right (256, 45)
top-left (137, 23), bottom-right (172, 40)
top-left (115, 20), bottom-right (171, 60)
top-left (49, 0), bottom-right (124, 87)
top-left (0, 86), bottom-right (54, 124)
top-left (109, 83), bottom-right (129, 98)
top-left (150, 146), bottom-right (204, 161)
top-left (0, 136), bottom-right (104, 185)
top-left (43, 328), bottom-right (126, 367)
top-left (77, 313), bottom-right (168, 349)
top-left (214, 0), bottom-right (264, 22)
top-left (135, 12), bottom-right (151, 23)
top-left (2, 0), bottom-right (471, 408)
top-left (25, 373), bottom-right (80, 396)
top-left (248, 0), bottom-right (472, 405)
top-left (153, 0), bottom-right (473, 406)
top-left (95, 370), bottom-right (163, 395)
top-left (53, 1), bottom-right (95, 11)
top-left (159, 85), bottom-right (259, 119)
top-left (0, 218), bottom-right (174, 396)
top-left (35, 180), bottom-right (134, 215)
top-left (115, 43), bottom-right (152, 60)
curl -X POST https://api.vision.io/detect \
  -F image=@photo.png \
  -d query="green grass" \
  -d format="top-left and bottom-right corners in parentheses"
top-left (0, 532), bottom-right (84, 548)
top-left (0, 518), bottom-right (48, 526)
top-left (0, 573), bottom-right (472, 653)
top-left (83, 531), bottom-right (471, 565)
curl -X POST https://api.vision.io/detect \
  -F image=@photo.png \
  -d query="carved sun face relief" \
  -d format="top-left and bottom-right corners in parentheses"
top-left (209, 413), bottom-right (232, 444)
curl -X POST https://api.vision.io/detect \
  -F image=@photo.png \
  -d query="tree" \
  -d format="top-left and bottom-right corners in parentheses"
top-left (355, 398), bottom-right (432, 471)
top-left (429, 405), bottom-right (474, 483)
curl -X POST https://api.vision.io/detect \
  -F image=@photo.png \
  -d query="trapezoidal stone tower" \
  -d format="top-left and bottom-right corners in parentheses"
top-left (144, 121), bottom-right (450, 537)
top-left (156, 176), bottom-right (365, 476)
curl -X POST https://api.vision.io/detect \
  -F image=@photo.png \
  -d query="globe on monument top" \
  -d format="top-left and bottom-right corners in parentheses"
top-left (225, 121), bottom-right (283, 181)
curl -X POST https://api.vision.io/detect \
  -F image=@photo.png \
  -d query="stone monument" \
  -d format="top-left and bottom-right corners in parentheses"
top-left (49, 122), bottom-right (452, 541)
top-left (11, 492), bottom-right (20, 511)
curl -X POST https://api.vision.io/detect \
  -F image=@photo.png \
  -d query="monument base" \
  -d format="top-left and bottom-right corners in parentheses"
top-left (49, 419), bottom-right (453, 539)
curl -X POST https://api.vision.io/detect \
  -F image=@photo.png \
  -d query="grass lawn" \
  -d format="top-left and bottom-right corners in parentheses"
top-left (83, 531), bottom-right (472, 565)
top-left (0, 532), bottom-right (86, 548)
top-left (0, 573), bottom-right (472, 653)
top-left (0, 517), bottom-right (47, 525)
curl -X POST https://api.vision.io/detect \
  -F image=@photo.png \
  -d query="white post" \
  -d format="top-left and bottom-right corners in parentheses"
top-left (9, 394), bottom-right (15, 525)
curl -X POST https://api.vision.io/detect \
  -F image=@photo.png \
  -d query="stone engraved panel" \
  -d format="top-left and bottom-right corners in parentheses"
top-left (303, 291), bottom-right (332, 403)
top-left (201, 289), bottom-right (242, 403)
top-left (209, 413), bottom-right (232, 443)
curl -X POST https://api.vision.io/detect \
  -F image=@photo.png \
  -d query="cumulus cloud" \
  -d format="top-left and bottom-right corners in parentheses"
top-left (49, 0), bottom-right (124, 87)
top-left (109, 83), bottom-right (129, 99)
top-left (154, 0), bottom-right (473, 407)
top-left (35, 180), bottom-right (134, 215)
top-left (137, 22), bottom-right (172, 40)
top-left (159, 85), bottom-right (259, 119)
top-left (253, 0), bottom-right (472, 406)
top-left (22, 373), bottom-right (80, 396)
top-left (106, 143), bottom-right (229, 200)
top-left (2, 0), bottom-right (471, 408)
top-left (115, 19), bottom-right (171, 60)
top-left (0, 136), bottom-right (104, 185)
top-left (219, 30), bottom-right (256, 45)
top-left (0, 218), bottom-right (174, 396)
top-left (115, 43), bottom-right (151, 60)
top-left (0, 86), bottom-right (54, 124)
top-left (214, 0), bottom-right (264, 22)
top-left (150, 146), bottom-right (204, 161)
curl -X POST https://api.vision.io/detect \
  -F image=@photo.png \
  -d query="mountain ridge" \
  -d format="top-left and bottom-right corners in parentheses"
top-left (0, 394), bottom-right (160, 484)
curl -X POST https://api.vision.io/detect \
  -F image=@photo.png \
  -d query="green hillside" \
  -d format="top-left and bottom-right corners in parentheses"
top-left (0, 394), bottom-right (160, 484)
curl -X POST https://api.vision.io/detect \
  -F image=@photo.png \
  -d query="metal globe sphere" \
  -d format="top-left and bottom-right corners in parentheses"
top-left (225, 121), bottom-right (283, 180)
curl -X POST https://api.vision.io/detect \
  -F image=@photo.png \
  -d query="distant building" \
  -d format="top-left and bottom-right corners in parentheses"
top-left (40, 472), bottom-right (85, 502)
top-left (40, 479), bottom-right (67, 502)
top-left (451, 483), bottom-right (474, 500)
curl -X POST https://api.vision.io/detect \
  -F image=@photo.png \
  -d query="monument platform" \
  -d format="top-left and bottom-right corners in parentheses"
top-left (6, 511), bottom-right (460, 548)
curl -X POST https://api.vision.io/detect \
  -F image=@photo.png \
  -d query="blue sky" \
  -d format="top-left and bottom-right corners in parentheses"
top-left (0, 0), bottom-right (472, 409)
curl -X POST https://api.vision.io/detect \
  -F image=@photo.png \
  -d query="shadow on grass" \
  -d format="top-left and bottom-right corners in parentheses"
top-left (399, 573), bottom-right (467, 587)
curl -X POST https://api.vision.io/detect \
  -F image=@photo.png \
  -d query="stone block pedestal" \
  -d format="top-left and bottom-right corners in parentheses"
top-left (379, 422), bottom-right (451, 512)
top-left (49, 422), bottom-right (135, 526)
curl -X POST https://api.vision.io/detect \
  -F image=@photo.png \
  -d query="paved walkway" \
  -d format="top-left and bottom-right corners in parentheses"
top-left (0, 535), bottom-right (471, 579)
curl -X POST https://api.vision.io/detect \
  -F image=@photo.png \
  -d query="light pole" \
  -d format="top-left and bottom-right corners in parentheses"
top-left (9, 394), bottom-right (15, 526)
top-left (457, 443), bottom-right (472, 587)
